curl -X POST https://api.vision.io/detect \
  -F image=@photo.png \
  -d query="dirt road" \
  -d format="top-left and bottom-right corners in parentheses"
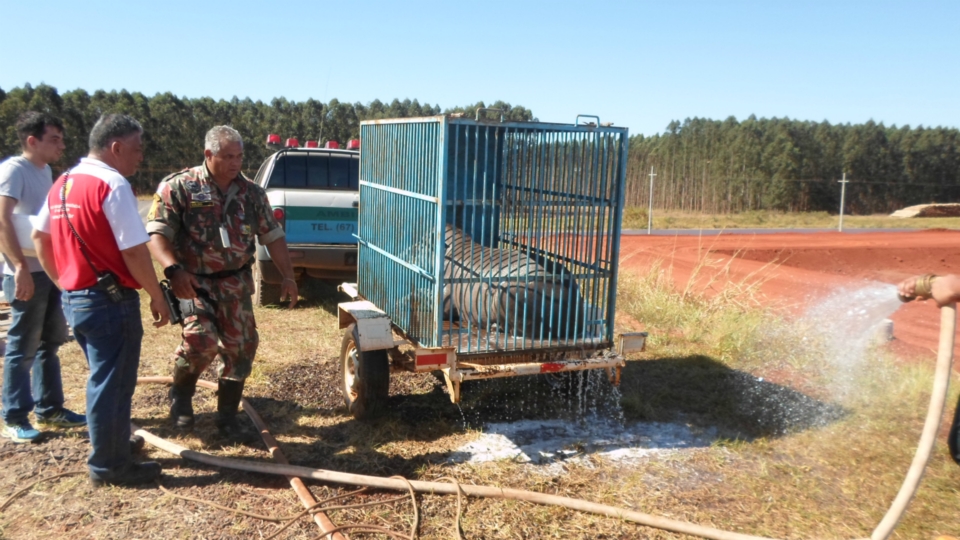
top-left (618, 229), bottom-right (960, 360)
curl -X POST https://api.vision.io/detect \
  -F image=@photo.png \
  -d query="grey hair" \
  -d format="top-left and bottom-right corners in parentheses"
top-left (88, 114), bottom-right (143, 151)
top-left (204, 125), bottom-right (243, 155)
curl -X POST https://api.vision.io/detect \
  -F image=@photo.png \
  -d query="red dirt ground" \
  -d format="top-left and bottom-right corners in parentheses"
top-left (618, 229), bottom-right (960, 362)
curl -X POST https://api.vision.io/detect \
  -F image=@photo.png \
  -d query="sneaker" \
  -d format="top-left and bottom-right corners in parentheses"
top-left (36, 409), bottom-right (87, 428)
top-left (1, 422), bottom-right (42, 444)
top-left (90, 461), bottom-right (162, 488)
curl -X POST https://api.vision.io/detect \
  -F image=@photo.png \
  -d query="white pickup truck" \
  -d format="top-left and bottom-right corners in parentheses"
top-left (251, 136), bottom-right (360, 305)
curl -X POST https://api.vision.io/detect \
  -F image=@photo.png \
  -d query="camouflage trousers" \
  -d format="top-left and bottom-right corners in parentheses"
top-left (172, 274), bottom-right (258, 381)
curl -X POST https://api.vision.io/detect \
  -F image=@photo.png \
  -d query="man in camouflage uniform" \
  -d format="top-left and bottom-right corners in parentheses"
top-left (146, 125), bottom-right (297, 437)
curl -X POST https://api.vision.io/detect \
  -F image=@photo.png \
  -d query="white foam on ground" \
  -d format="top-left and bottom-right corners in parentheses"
top-left (452, 419), bottom-right (715, 465)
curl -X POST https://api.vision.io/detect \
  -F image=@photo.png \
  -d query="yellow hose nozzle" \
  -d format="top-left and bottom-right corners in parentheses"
top-left (900, 274), bottom-right (939, 303)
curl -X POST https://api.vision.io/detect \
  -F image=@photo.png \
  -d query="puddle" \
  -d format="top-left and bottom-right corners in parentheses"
top-left (452, 418), bottom-right (715, 465)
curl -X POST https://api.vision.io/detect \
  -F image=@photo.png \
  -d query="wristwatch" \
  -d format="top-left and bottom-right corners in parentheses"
top-left (163, 264), bottom-right (183, 279)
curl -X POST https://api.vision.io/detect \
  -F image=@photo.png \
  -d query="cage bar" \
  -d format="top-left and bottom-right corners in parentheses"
top-left (358, 116), bottom-right (628, 358)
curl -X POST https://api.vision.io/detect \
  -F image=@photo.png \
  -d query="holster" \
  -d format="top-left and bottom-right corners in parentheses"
top-left (160, 280), bottom-right (213, 326)
top-left (160, 280), bottom-right (184, 325)
top-left (179, 297), bottom-right (198, 320)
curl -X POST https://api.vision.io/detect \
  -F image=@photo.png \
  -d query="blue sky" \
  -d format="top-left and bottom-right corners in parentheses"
top-left (1, 0), bottom-right (957, 136)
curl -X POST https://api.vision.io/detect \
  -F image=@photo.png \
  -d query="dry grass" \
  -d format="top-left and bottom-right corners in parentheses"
top-left (622, 208), bottom-right (960, 230)
top-left (1, 266), bottom-right (959, 539)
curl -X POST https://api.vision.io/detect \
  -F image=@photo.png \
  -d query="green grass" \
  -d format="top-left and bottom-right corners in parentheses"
top-left (622, 208), bottom-right (960, 230)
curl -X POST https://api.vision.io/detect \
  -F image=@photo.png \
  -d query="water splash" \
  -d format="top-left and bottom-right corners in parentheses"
top-left (801, 282), bottom-right (903, 398)
top-left (451, 418), bottom-right (715, 465)
top-left (459, 369), bottom-right (625, 426)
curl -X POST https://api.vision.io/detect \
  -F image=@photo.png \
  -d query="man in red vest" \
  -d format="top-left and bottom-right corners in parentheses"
top-left (32, 113), bottom-right (171, 487)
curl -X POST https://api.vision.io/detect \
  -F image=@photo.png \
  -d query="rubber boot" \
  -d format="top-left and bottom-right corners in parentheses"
top-left (215, 378), bottom-right (248, 440)
top-left (169, 367), bottom-right (201, 428)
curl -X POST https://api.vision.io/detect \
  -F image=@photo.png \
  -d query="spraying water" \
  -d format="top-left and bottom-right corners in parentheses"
top-left (801, 282), bottom-right (903, 398)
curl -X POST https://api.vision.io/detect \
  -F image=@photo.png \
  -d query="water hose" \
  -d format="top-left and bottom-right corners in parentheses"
top-left (869, 301), bottom-right (956, 539)
top-left (132, 413), bottom-right (772, 540)
top-left (136, 376), bottom-right (346, 540)
top-left (129, 302), bottom-right (956, 540)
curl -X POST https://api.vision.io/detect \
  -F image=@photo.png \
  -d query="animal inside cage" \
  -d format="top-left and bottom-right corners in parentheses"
top-left (357, 115), bottom-right (628, 358)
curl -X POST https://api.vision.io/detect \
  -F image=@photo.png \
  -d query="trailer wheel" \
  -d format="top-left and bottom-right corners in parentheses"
top-left (340, 323), bottom-right (390, 420)
top-left (253, 261), bottom-right (283, 307)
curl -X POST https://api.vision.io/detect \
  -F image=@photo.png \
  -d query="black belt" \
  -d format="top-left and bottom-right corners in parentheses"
top-left (194, 264), bottom-right (251, 280)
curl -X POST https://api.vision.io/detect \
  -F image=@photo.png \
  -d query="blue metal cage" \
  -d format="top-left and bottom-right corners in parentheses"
top-left (358, 115), bottom-right (628, 358)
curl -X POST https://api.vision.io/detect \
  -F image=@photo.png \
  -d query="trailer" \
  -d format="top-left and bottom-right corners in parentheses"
top-left (337, 111), bottom-right (646, 419)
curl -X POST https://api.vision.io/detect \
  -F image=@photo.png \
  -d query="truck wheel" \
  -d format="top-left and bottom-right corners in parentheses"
top-left (253, 262), bottom-right (282, 306)
top-left (340, 323), bottom-right (390, 420)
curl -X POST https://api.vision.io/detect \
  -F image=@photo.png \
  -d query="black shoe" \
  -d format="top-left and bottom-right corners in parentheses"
top-left (130, 434), bottom-right (145, 454)
top-left (90, 461), bottom-right (162, 487)
top-left (170, 367), bottom-right (201, 428)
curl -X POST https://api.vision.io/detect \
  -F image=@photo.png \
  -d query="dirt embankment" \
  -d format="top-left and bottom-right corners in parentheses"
top-left (618, 229), bottom-right (960, 361)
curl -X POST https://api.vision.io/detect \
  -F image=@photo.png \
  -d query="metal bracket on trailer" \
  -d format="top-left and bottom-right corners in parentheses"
top-left (337, 300), bottom-right (394, 352)
top-left (617, 332), bottom-right (648, 355)
top-left (338, 282), bottom-right (361, 301)
top-left (441, 367), bottom-right (463, 403)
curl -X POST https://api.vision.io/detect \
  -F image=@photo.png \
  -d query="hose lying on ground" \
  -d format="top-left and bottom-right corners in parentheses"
top-left (138, 376), bottom-right (346, 540)
top-left (133, 302), bottom-right (956, 540)
top-left (132, 417), bottom-right (773, 540)
top-left (6, 305), bottom-right (952, 539)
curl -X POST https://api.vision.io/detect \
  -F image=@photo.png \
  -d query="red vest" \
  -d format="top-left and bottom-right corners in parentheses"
top-left (47, 172), bottom-right (140, 291)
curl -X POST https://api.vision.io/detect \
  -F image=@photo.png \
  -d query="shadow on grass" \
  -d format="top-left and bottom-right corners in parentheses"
top-left (620, 355), bottom-right (849, 439)
top-left (301, 278), bottom-right (354, 315)
top-left (258, 277), bottom-right (352, 315)
top-left (132, 351), bottom-right (849, 478)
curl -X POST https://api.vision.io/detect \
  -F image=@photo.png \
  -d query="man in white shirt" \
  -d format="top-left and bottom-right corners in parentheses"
top-left (0, 112), bottom-right (86, 444)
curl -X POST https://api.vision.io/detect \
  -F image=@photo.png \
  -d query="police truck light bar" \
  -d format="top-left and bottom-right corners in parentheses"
top-left (324, 141), bottom-right (340, 149)
top-left (285, 138), bottom-right (300, 148)
top-left (266, 133), bottom-right (282, 145)
top-left (346, 139), bottom-right (360, 150)
top-left (305, 140), bottom-right (318, 148)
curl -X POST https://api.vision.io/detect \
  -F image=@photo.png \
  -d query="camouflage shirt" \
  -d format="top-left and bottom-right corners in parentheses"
top-left (146, 164), bottom-right (284, 275)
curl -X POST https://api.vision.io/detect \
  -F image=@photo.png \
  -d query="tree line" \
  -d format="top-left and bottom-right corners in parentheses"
top-left (0, 84), bottom-right (533, 194)
top-left (2, 84), bottom-right (958, 214)
top-left (626, 116), bottom-right (960, 214)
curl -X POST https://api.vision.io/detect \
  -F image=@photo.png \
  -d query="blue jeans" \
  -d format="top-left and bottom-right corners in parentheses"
top-left (2, 272), bottom-right (69, 425)
top-left (62, 287), bottom-right (142, 478)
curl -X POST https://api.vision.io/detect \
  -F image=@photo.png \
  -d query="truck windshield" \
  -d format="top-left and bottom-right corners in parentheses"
top-left (266, 153), bottom-right (359, 190)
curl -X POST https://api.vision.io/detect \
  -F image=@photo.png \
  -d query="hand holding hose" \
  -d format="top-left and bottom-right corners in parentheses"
top-left (898, 273), bottom-right (960, 307)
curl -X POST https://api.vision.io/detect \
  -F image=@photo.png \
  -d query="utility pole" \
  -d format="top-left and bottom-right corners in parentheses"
top-left (838, 172), bottom-right (848, 232)
top-left (647, 166), bottom-right (656, 235)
